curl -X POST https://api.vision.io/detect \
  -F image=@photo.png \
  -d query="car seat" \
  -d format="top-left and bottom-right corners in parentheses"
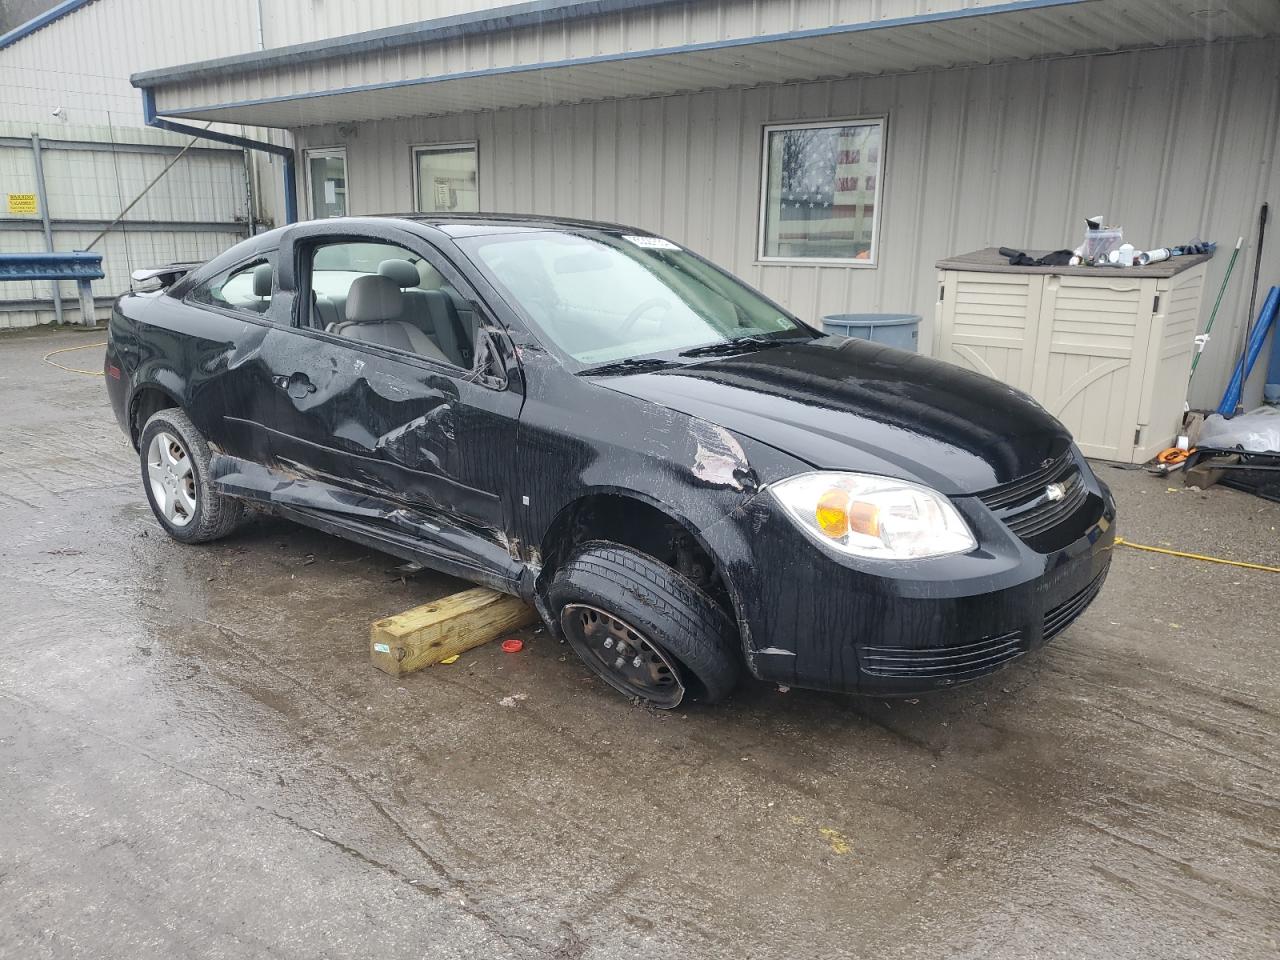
top-left (327, 274), bottom-right (449, 363)
top-left (379, 258), bottom-right (472, 367)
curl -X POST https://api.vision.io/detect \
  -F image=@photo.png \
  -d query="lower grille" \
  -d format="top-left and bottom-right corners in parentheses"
top-left (860, 631), bottom-right (1026, 679)
top-left (1044, 569), bottom-right (1107, 640)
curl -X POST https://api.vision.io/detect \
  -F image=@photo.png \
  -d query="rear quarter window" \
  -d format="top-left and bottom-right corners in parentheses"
top-left (188, 256), bottom-right (275, 317)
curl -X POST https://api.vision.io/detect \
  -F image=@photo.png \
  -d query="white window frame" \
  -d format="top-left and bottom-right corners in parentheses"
top-left (757, 116), bottom-right (887, 268)
top-left (304, 147), bottom-right (349, 219)
top-left (411, 141), bottom-right (480, 214)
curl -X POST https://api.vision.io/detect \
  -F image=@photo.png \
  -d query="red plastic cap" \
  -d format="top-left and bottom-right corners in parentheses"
top-left (501, 637), bottom-right (524, 653)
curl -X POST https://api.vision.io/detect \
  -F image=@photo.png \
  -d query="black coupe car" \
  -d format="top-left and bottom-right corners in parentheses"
top-left (106, 214), bottom-right (1114, 707)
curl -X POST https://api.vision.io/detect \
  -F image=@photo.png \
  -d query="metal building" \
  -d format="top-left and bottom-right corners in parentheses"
top-left (5, 0), bottom-right (1280, 410)
top-left (0, 0), bottom-right (281, 325)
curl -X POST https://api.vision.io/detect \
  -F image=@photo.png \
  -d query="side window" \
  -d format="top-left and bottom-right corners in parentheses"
top-left (189, 258), bottom-right (275, 317)
top-left (304, 239), bottom-right (476, 369)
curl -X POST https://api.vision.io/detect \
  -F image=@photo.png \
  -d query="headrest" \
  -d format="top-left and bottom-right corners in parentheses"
top-left (252, 262), bottom-right (273, 298)
top-left (378, 258), bottom-right (421, 288)
top-left (345, 274), bottom-right (404, 322)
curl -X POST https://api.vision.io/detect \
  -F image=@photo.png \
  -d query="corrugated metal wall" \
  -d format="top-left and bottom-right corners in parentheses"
top-left (293, 36), bottom-right (1280, 409)
top-left (0, 0), bottom-right (527, 320)
top-left (1, 0), bottom-right (557, 126)
top-left (0, 0), bottom-right (263, 126)
top-left (0, 0), bottom-right (273, 327)
top-left (0, 122), bottom-right (248, 327)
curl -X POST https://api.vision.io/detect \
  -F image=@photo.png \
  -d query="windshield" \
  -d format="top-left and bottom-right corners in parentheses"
top-left (456, 230), bottom-right (807, 366)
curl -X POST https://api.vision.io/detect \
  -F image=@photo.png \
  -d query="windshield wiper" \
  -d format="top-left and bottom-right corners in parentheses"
top-left (577, 356), bottom-right (680, 376)
top-left (678, 335), bottom-right (800, 358)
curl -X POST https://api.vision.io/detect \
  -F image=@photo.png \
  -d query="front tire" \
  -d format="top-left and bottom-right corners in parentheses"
top-left (139, 408), bottom-right (242, 544)
top-left (548, 541), bottom-right (742, 708)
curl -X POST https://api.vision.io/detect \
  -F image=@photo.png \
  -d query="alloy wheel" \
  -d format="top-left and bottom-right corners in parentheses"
top-left (146, 430), bottom-right (197, 527)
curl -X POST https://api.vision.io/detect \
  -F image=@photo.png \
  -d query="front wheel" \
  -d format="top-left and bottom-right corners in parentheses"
top-left (548, 541), bottom-right (742, 708)
top-left (139, 408), bottom-right (243, 544)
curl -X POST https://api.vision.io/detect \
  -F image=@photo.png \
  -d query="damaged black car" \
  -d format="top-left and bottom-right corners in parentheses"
top-left (106, 214), bottom-right (1115, 707)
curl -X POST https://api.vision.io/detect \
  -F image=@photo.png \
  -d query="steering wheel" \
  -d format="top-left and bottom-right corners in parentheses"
top-left (618, 298), bottom-right (672, 336)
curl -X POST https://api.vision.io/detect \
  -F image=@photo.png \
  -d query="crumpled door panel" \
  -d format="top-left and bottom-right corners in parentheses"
top-left (248, 327), bottom-right (519, 540)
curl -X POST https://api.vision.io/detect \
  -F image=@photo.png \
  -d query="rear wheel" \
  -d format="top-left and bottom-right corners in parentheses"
top-left (548, 541), bottom-right (741, 708)
top-left (139, 408), bottom-right (242, 543)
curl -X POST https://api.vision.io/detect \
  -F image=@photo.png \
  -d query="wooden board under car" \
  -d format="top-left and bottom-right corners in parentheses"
top-left (370, 587), bottom-right (538, 677)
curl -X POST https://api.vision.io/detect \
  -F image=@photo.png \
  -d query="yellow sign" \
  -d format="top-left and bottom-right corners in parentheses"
top-left (8, 193), bottom-right (37, 215)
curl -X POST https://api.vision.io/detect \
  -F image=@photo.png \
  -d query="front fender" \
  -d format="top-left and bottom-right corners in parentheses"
top-left (517, 363), bottom-right (809, 668)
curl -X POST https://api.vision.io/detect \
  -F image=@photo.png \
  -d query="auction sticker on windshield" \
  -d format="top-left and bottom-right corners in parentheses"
top-left (623, 235), bottom-right (681, 250)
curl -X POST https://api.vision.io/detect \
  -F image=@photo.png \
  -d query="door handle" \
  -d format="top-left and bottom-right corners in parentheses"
top-left (273, 372), bottom-right (317, 398)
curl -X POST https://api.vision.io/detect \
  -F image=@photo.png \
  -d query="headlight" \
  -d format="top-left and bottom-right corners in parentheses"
top-left (769, 472), bottom-right (976, 560)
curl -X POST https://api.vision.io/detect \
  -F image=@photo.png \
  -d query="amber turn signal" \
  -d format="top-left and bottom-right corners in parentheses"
top-left (815, 489), bottom-right (850, 538)
top-left (815, 489), bottom-right (881, 540)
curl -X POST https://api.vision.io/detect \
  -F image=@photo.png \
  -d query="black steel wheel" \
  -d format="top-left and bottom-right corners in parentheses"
top-left (547, 541), bottom-right (742, 707)
top-left (560, 603), bottom-right (686, 708)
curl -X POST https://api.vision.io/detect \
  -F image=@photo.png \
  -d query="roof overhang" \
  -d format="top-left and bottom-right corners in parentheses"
top-left (132, 0), bottom-right (1280, 130)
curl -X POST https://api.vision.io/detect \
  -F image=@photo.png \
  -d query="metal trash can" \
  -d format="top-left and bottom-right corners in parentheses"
top-left (822, 313), bottom-right (920, 352)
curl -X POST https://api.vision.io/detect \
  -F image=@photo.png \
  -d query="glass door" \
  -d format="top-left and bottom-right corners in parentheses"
top-left (306, 149), bottom-right (348, 219)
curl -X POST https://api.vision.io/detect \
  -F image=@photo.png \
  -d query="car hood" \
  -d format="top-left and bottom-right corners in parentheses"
top-left (594, 336), bottom-right (1072, 495)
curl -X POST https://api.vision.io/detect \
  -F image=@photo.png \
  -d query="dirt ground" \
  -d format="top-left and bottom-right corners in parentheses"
top-left (1, 328), bottom-right (1277, 960)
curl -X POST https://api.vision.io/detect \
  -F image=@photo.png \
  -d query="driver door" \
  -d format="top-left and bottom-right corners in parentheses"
top-left (250, 224), bottom-right (524, 578)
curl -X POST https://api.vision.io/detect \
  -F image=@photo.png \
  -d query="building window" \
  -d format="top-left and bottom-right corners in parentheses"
top-left (306, 148), bottom-right (348, 219)
top-left (759, 118), bottom-right (885, 265)
top-left (414, 143), bottom-right (479, 214)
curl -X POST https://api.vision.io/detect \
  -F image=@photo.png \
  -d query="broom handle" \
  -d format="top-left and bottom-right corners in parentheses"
top-left (1190, 236), bottom-right (1242, 379)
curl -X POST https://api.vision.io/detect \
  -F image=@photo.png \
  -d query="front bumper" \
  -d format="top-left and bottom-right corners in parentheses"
top-left (708, 468), bottom-right (1116, 696)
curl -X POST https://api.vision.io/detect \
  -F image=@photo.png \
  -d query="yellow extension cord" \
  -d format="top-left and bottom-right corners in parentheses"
top-left (36, 342), bottom-right (1280, 574)
top-left (42, 340), bottom-right (106, 376)
top-left (1115, 536), bottom-right (1280, 574)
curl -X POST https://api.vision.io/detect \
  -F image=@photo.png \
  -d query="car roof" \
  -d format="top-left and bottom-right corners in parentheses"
top-left (200, 213), bottom-right (657, 278)
top-left (376, 212), bottom-right (649, 238)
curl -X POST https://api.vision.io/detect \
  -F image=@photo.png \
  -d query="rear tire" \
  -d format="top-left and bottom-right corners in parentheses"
top-left (548, 541), bottom-right (741, 707)
top-left (139, 408), bottom-right (242, 544)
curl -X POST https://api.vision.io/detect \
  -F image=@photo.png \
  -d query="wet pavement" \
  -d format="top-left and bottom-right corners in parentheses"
top-left (1, 328), bottom-right (1277, 960)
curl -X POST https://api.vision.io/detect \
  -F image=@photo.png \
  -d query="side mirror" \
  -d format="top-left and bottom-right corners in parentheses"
top-left (473, 326), bottom-right (514, 388)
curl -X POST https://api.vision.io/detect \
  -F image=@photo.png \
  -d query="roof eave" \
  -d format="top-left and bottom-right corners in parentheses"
top-left (130, 0), bottom-right (681, 89)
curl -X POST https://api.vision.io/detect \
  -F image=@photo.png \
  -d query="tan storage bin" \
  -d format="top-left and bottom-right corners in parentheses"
top-left (934, 248), bottom-right (1212, 464)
